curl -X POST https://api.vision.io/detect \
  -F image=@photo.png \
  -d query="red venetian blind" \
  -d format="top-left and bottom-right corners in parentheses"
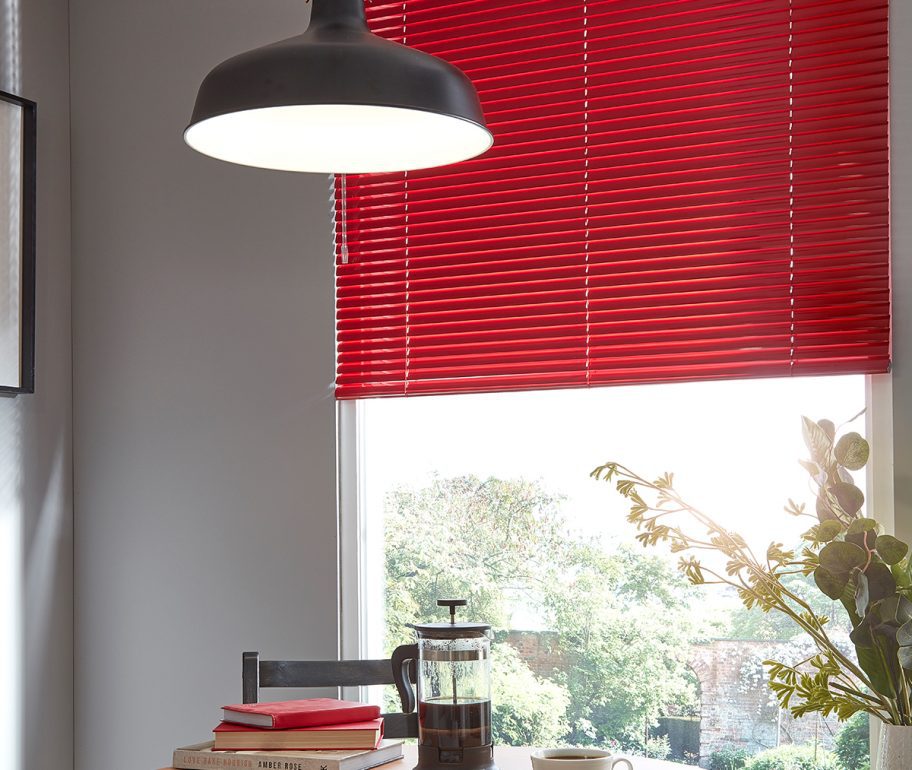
top-left (334, 0), bottom-right (889, 399)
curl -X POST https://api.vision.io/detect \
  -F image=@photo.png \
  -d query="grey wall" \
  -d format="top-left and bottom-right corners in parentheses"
top-left (892, 0), bottom-right (912, 544)
top-left (69, 2), bottom-right (338, 769)
top-left (0, 1), bottom-right (73, 769)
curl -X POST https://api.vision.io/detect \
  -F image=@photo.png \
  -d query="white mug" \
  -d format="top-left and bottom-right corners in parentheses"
top-left (530, 747), bottom-right (633, 770)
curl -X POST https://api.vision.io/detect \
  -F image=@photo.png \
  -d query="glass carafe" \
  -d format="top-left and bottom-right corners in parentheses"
top-left (394, 599), bottom-right (498, 770)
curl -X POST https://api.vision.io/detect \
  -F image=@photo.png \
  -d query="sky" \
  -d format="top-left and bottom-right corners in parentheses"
top-left (359, 375), bottom-right (866, 639)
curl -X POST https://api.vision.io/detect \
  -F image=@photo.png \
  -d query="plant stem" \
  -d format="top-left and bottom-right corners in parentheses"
top-left (602, 463), bottom-right (902, 719)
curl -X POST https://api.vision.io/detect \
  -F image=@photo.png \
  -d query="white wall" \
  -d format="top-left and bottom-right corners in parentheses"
top-left (69, 2), bottom-right (339, 769)
top-left (0, 1), bottom-right (73, 769)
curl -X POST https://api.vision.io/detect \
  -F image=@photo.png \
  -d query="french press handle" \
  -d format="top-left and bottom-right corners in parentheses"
top-left (390, 643), bottom-right (418, 713)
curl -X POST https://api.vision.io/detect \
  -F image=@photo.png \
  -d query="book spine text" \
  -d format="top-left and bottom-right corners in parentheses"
top-left (173, 749), bottom-right (341, 770)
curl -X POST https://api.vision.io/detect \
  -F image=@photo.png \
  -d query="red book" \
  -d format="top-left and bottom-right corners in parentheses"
top-left (220, 698), bottom-right (381, 729)
top-left (213, 719), bottom-right (385, 751)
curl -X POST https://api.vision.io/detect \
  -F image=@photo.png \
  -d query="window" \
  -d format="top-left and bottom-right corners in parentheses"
top-left (346, 375), bottom-right (869, 766)
top-left (334, 2), bottom-right (889, 767)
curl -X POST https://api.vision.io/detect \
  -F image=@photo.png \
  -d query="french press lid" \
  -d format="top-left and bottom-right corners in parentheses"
top-left (410, 599), bottom-right (491, 639)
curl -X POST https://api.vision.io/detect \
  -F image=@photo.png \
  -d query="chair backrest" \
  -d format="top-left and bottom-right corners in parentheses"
top-left (242, 650), bottom-right (419, 739)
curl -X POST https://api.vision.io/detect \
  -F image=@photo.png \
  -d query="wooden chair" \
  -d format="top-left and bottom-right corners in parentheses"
top-left (241, 646), bottom-right (419, 738)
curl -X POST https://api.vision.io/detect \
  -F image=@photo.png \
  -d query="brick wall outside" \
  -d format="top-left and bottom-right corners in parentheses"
top-left (504, 630), bottom-right (565, 677)
top-left (504, 632), bottom-right (841, 768)
top-left (690, 640), bottom-right (841, 765)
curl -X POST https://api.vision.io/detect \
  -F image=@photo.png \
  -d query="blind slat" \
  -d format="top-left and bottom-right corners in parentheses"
top-left (334, 0), bottom-right (889, 398)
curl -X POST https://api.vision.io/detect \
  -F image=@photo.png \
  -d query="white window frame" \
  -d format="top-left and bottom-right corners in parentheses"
top-left (866, 373), bottom-right (895, 768)
top-left (338, 398), bottom-right (365, 663)
top-left (337, 398), bottom-right (386, 702)
top-left (337, 375), bottom-right (897, 721)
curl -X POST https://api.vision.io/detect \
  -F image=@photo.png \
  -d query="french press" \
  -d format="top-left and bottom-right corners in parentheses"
top-left (393, 599), bottom-right (498, 770)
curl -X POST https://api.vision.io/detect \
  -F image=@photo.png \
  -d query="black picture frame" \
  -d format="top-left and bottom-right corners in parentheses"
top-left (0, 89), bottom-right (36, 395)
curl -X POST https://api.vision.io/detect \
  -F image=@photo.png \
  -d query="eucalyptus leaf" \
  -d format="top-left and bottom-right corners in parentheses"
top-left (819, 541), bottom-right (867, 577)
top-left (877, 596), bottom-right (912, 626)
top-left (855, 571), bottom-right (870, 617)
top-left (835, 432), bottom-right (870, 471)
top-left (801, 519), bottom-right (844, 543)
top-left (802, 416), bottom-right (833, 466)
top-left (876, 535), bottom-right (908, 566)
top-left (873, 622), bottom-right (900, 641)
top-left (892, 562), bottom-right (912, 591)
top-left (847, 517), bottom-right (879, 535)
top-left (898, 619), bottom-right (912, 647)
top-left (817, 520), bottom-right (843, 542)
top-left (865, 562), bottom-right (896, 603)
top-left (832, 483), bottom-right (865, 516)
top-left (878, 598), bottom-right (899, 624)
top-left (816, 495), bottom-right (838, 523)
top-left (850, 612), bottom-right (873, 646)
top-left (798, 458), bottom-right (819, 475)
top-left (814, 566), bottom-right (848, 600)
top-left (818, 419), bottom-right (836, 441)
top-left (898, 647), bottom-right (912, 671)
top-left (847, 529), bottom-right (878, 550)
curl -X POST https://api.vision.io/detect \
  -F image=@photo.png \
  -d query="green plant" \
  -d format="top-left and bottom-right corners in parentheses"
top-left (743, 744), bottom-right (836, 770)
top-left (833, 711), bottom-right (870, 770)
top-left (709, 746), bottom-right (751, 770)
top-left (642, 735), bottom-right (671, 759)
top-left (593, 414), bottom-right (912, 726)
top-left (490, 642), bottom-right (570, 746)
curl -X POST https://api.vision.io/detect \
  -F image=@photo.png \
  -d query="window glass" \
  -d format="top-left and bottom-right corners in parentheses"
top-left (360, 376), bottom-right (868, 768)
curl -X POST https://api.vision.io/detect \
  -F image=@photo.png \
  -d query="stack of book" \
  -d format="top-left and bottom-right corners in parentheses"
top-left (169, 698), bottom-right (404, 770)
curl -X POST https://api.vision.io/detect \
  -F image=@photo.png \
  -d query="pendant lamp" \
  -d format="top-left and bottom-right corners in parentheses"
top-left (184, 0), bottom-right (493, 174)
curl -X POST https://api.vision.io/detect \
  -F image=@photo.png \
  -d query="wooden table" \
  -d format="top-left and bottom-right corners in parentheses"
top-left (161, 743), bottom-right (690, 770)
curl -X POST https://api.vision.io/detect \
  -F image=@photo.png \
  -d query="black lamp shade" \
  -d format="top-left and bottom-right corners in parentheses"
top-left (185, 0), bottom-right (493, 173)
